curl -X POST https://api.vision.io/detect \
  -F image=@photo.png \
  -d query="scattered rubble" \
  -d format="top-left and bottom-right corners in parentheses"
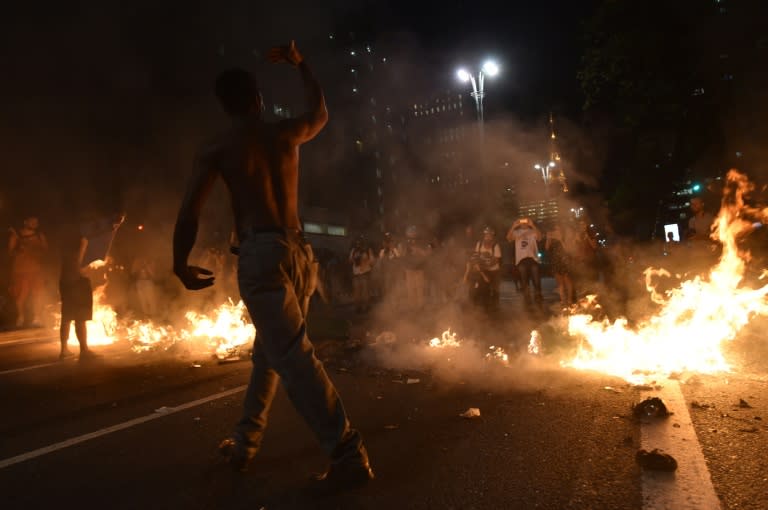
top-left (636, 448), bottom-right (678, 472)
top-left (460, 408), bottom-right (481, 419)
top-left (632, 397), bottom-right (670, 419)
top-left (738, 398), bottom-right (753, 409)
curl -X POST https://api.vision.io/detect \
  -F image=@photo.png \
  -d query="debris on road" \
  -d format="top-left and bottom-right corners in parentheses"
top-left (154, 406), bottom-right (172, 413)
top-left (737, 426), bottom-right (759, 433)
top-left (636, 448), bottom-right (678, 471)
top-left (738, 398), bottom-right (753, 408)
top-left (384, 424), bottom-right (399, 430)
top-left (603, 386), bottom-right (623, 393)
top-left (632, 397), bottom-right (669, 419)
top-left (190, 362), bottom-right (202, 368)
top-left (406, 378), bottom-right (420, 384)
top-left (460, 407), bottom-right (481, 419)
top-left (690, 400), bottom-right (713, 409)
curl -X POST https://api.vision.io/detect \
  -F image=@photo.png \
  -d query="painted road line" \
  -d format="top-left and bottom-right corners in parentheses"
top-left (640, 380), bottom-right (721, 510)
top-left (0, 360), bottom-right (75, 375)
top-left (0, 385), bottom-right (247, 470)
top-left (0, 335), bottom-right (56, 347)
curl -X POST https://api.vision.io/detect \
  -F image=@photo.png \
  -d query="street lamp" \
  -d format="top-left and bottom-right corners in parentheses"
top-left (534, 161), bottom-right (557, 185)
top-left (456, 59), bottom-right (499, 124)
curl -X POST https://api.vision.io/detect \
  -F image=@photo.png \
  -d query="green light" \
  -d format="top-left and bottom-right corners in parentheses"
top-left (692, 184), bottom-right (701, 192)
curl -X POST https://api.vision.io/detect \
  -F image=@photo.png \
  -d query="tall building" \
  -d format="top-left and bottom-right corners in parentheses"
top-left (515, 112), bottom-right (572, 226)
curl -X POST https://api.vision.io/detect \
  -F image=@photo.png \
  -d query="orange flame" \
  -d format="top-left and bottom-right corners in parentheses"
top-left (563, 170), bottom-right (768, 382)
top-left (57, 288), bottom-right (254, 357)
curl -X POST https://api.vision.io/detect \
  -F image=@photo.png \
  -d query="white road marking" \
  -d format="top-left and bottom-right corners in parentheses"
top-left (0, 360), bottom-right (73, 375)
top-left (0, 335), bottom-right (56, 347)
top-left (640, 380), bottom-right (721, 510)
top-left (0, 385), bottom-right (247, 470)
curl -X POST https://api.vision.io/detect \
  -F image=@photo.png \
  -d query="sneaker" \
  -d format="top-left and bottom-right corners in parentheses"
top-left (59, 349), bottom-right (75, 360)
top-left (218, 437), bottom-right (255, 472)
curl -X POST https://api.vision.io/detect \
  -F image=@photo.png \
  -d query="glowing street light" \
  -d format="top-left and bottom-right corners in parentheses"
top-left (534, 161), bottom-right (557, 185)
top-left (455, 59), bottom-right (500, 124)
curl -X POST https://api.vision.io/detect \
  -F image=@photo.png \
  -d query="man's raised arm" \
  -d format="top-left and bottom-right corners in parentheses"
top-left (173, 153), bottom-right (217, 290)
top-left (268, 40), bottom-right (328, 143)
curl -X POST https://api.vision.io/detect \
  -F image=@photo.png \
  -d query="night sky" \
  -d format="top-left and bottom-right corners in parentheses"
top-left (0, 1), bottom-right (597, 226)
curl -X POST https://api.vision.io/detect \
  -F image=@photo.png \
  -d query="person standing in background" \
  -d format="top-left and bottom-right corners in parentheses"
top-left (8, 215), bottom-right (48, 328)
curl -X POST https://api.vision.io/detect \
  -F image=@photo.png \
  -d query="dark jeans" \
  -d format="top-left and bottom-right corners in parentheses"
top-left (517, 258), bottom-right (542, 303)
top-left (235, 229), bottom-right (363, 461)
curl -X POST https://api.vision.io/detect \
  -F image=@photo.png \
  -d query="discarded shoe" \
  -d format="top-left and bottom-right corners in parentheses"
top-left (636, 448), bottom-right (678, 472)
top-left (311, 456), bottom-right (374, 491)
top-left (218, 437), bottom-right (254, 472)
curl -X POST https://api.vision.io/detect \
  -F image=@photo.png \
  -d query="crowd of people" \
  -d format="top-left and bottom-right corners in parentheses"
top-left (336, 195), bottom-right (724, 321)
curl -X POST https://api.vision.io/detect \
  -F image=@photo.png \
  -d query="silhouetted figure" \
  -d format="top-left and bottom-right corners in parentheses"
top-left (349, 236), bottom-right (375, 313)
top-left (58, 227), bottom-right (94, 360)
top-left (8, 215), bottom-right (48, 327)
top-left (172, 40), bottom-right (372, 489)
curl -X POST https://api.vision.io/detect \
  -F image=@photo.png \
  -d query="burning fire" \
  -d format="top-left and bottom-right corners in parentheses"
top-left (60, 287), bottom-right (255, 358)
top-left (563, 170), bottom-right (768, 382)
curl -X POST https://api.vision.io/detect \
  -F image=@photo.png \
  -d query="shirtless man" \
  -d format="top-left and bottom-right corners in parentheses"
top-left (172, 41), bottom-right (373, 489)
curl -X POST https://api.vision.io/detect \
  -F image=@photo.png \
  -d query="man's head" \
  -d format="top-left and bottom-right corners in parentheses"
top-left (482, 226), bottom-right (495, 240)
top-left (690, 197), bottom-right (705, 215)
top-left (215, 68), bottom-right (264, 117)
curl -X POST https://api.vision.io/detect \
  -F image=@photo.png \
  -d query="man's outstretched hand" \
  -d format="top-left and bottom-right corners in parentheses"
top-left (268, 40), bottom-right (303, 66)
top-left (174, 265), bottom-right (215, 290)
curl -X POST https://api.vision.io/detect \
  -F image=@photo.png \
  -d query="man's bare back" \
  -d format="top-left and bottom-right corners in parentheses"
top-left (173, 40), bottom-right (327, 290)
top-left (205, 120), bottom-right (302, 233)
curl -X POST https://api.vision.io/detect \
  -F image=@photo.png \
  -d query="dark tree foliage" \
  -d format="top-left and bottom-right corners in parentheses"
top-left (579, 0), bottom-right (768, 236)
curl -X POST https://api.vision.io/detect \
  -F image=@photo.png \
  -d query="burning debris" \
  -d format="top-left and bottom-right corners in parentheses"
top-left (57, 290), bottom-right (256, 358)
top-left (558, 170), bottom-right (768, 383)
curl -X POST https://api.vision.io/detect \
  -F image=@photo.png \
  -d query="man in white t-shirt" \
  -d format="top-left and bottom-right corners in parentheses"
top-left (506, 218), bottom-right (543, 306)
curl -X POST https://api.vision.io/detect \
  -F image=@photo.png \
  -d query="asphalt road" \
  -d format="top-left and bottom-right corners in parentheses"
top-left (0, 280), bottom-right (766, 510)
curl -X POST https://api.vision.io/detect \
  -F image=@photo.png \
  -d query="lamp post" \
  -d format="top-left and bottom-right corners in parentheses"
top-left (456, 60), bottom-right (499, 127)
top-left (534, 161), bottom-right (556, 196)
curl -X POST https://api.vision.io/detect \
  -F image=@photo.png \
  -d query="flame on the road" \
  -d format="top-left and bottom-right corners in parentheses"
top-left (60, 287), bottom-right (254, 356)
top-left (429, 329), bottom-right (461, 348)
top-left (124, 299), bottom-right (254, 356)
top-left (183, 300), bottom-right (255, 358)
top-left (563, 170), bottom-right (768, 382)
top-left (60, 285), bottom-right (117, 346)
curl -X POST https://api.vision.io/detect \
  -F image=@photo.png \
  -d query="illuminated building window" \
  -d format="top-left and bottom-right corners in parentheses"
top-left (304, 222), bottom-right (323, 234)
top-left (327, 226), bottom-right (346, 236)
